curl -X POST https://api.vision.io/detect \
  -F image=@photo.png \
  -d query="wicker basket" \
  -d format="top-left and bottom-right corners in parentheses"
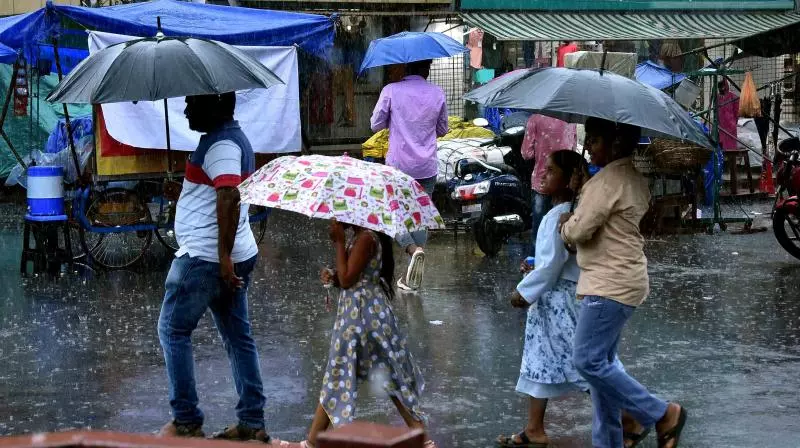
top-left (633, 148), bottom-right (656, 174)
top-left (648, 139), bottom-right (711, 172)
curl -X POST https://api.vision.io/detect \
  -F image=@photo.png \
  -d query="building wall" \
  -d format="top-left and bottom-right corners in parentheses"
top-left (0, 0), bottom-right (80, 16)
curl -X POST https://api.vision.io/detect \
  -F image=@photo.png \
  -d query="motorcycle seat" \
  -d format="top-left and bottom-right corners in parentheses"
top-left (459, 160), bottom-right (518, 177)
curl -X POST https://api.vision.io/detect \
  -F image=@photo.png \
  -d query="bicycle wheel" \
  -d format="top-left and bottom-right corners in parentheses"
top-left (148, 195), bottom-right (180, 252)
top-left (249, 205), bottom-right (269, 245)
top-left (81, 188), bottom-right (153, 269)
top-left (62, 199), bottom-right (91, 260)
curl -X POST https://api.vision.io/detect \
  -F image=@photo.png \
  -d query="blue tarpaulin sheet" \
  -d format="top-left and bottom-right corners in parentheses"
top-left (0, 0), bottom-right (334, 57)
top-left (635, 61), bottom-right (686, 90)
top-left (0, 43), bottom-right (15, 64)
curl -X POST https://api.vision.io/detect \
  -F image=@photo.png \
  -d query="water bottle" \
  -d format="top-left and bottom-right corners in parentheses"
top-left (523, 256), bottom-right (535, 276)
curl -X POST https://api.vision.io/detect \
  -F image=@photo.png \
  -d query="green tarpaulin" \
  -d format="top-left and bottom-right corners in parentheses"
top-left (0, 65), bottom-right (91, 179)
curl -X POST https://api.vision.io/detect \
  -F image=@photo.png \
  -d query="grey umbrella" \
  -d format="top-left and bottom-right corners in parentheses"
top-left (47, 23), bottom-right (283, 175)
top-left (464, 67), bottom-right (712, 149)
top-left (47, 34), bottom-right (283, 104)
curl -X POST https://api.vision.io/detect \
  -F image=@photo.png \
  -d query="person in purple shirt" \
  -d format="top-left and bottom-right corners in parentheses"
top-left (370, 59), bottom-right (448, 292)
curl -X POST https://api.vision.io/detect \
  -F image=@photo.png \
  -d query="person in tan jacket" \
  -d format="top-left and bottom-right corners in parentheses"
top-left (559, 118), bottom-right (687, 448)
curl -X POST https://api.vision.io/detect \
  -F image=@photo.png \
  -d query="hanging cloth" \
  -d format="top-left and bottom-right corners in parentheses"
top-left (467, 29), bottom-right (484, 69)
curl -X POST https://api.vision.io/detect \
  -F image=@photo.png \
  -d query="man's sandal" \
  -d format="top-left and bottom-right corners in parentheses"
top-left (624, 427), bottom-right (651, 448)
top-left (658, 407), bottom-right (688, 448)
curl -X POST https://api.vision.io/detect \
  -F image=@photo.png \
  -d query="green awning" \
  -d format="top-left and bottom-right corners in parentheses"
top-left (460, 11), bottom-right (800, 41)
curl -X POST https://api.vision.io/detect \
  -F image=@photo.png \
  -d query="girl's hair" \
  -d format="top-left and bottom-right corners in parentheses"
top-left (377, 232), bottom-right (396, 300)
top-left (550, 150), bottom-right (589, 199)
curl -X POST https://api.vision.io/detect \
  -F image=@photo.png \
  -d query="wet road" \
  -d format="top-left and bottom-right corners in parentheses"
top-left (1, 204), bottom-right (799, 447)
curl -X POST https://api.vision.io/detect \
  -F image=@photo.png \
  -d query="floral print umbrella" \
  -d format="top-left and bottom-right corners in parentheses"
top-left (238, 155), bottom-right (444, 237)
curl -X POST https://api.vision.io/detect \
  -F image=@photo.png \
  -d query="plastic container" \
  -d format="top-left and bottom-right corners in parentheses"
top-left (674, 78), bottom-right (701, 108)
top-left (26, 166), bottom-right (65, 217)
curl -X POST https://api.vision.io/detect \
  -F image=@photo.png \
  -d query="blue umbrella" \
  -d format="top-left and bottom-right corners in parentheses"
top-left (358, 31), bottom-right (468, 74)
top-left (0, 42), bottom-right (17, 65)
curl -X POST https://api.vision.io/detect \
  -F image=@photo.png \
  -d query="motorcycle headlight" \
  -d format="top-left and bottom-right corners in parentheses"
top-left (473, 180), bottom-right (491, 196)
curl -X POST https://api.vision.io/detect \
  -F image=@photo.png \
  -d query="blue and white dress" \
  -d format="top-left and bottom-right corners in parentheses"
top-left (516, 202), bottom-right (587, 399)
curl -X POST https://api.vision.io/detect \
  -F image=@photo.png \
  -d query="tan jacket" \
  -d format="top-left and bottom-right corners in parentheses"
top-left (560, 157), bottom-right (650, 307)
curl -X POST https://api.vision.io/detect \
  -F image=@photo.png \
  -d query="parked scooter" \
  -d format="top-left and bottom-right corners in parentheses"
top-left (773, 136), bottom-right (800, 260)
top-left (447, 112), bottom-right (532, 256)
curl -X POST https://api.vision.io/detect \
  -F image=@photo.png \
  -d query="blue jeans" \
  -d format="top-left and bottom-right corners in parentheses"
top-left (531, 192), bottom-right (552, 256)
top-left (396, 175), bottom-right (437, 251)
top-left (573, 296), bottom-right (668, 448)
top-left (158, 254), bottom-right (265, 429)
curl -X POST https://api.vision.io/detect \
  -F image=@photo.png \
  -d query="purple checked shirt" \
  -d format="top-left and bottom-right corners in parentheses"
top-left (370, 75), bottom-right (448, 180)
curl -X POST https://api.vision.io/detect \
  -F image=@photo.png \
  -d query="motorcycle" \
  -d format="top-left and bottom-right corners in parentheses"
top-left (447, 112), bottom-right (533, 256)
top-left (773, 137), bottom-right (800, 260)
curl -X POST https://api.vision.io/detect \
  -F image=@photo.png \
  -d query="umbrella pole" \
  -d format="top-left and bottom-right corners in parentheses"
top-left (53, 38), bottom-right (82, 182)
top-left (163, 99), bottom-right (173, 179)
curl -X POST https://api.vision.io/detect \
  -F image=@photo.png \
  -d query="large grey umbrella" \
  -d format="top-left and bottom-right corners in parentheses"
top-left (47, 27), bottom-right (283, 175)
top-left (47, 33), bottom-right (282, 104)
top-left (464, 67), bottom-right (712, 149)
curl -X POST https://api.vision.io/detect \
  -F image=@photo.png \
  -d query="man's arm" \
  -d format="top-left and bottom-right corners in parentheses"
top-left (561, 180), bottom-right (617, 245)
top-left (204, 141), bottom-right (245, 290)
top-left (217, 187), bottom-right (243, 289)
top-left (436, 97), bottom-right (449, 137)
top-left (370, 87), bottom-right (391, 133)
top-left (520, 117), bottom-right (536, 161)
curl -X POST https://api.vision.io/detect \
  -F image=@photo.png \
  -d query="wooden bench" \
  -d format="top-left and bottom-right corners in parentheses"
top-left (723, 149), bottom-right (756, 195)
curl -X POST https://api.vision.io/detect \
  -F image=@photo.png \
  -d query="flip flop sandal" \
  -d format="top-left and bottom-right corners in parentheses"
top-left (406, 249), bottom-right (426, 289)
top-left (624, 427), bottom-right (651, 448)
top-left (658, 407), bottom-right (688, 448)
top-left (496, 431), bottom-right (548, 448)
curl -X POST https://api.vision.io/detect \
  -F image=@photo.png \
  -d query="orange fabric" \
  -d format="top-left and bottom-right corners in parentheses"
top-left (95, 106), bottom-right (188, 176)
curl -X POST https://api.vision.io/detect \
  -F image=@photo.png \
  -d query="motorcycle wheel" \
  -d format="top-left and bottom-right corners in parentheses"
top-left (474, 215), bottom-right (505, 256)
top-left (773, 207), bottom-right (800, 260)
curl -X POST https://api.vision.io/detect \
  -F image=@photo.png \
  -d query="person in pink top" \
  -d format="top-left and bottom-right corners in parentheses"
top-left (717, 79), bottom-right (739, 151)
top-left (520, 114), bottom-right (577, 256)
top-left (370, 59), bottom-right (448, 292)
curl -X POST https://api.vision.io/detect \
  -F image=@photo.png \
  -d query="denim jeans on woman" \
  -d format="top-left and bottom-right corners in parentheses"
top-left (396, 175), bottom-right (437, 250)
top-left (158, 254), bottom-right (266, 429)
top-left (573, 296), bottom-right (668, 448)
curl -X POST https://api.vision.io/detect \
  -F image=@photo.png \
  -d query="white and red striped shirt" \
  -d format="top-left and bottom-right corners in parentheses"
top-left (174, 122), bottom-right (257, 263)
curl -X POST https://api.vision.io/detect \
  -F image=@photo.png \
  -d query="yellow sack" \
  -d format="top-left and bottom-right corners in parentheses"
top-left (439, 116), bottom-right (495, 141)
top-left (361, 129), bottom-right (389, 159)
top-left (738, 72), bottom-right (761, 118)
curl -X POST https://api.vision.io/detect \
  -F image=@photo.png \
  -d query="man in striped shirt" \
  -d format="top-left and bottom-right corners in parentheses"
top-left (157, 93), bottom-right (269, 442)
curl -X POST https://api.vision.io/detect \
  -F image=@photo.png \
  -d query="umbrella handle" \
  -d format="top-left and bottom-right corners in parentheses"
top-left (599, 48), bottom-right (608, 76)
top-left (163, 98), bottom-right (173, 178)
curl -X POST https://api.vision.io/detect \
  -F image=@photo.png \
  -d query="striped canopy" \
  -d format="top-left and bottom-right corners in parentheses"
top-left (461, 11), bottom-right (800, 41)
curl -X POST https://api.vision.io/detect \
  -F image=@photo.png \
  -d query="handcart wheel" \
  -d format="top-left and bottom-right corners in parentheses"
top-left (155, 226), bottom-right (180, 252)
top-left (81, 188), bottom-right (153, 269)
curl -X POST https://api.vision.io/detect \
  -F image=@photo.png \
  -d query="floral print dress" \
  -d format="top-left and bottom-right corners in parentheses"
top-left (515, 203), bottom-right (586, 398)
top-left (319, 230), bottom-right (425, 426)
